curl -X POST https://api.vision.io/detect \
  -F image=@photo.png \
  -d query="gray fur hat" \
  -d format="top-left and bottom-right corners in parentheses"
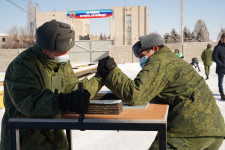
top-left (132, 33), bottom-right (165, 57)
top-left (36, 20), bottom-right (75, 52)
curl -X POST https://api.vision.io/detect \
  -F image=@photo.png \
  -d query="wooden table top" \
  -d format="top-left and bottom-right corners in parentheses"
top-left (63, 104), bottom-right (169, 123)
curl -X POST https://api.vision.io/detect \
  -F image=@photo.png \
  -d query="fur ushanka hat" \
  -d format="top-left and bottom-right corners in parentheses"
top-left (132, 33), bottom-right (165, 57)
top-left (36, 20), bottom-right (75, 52)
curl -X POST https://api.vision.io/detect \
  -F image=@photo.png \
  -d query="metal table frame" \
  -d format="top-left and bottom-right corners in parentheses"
top-left (9, 105), bottom-right (168, 150)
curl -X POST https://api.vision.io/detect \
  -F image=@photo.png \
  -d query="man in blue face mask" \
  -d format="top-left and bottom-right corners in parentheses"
top-left (96, 33), bottom-right (225, 150)
top-left (132, 33), bottom-right (165, 68)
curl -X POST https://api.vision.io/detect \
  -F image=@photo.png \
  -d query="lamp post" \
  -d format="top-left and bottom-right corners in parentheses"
top-left (181, 0), bottom-right (184, 56)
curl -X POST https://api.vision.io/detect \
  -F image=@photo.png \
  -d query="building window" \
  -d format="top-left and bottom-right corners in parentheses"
top-left (126, 14), bottom-right (131, 45)
top-left (2, 38), bottom-right (5, 42)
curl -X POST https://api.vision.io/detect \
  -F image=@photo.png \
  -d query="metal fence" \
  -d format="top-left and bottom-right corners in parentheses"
top-left (69, 40), bottom-right (112, 63)
top-left (0, 41), bottom-right (219, 72)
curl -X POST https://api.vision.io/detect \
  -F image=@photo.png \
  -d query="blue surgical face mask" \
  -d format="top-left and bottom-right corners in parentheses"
top-left (139, 55), bottom-right (149, 68)
top-left (55, 54), bottom-right (70, 63)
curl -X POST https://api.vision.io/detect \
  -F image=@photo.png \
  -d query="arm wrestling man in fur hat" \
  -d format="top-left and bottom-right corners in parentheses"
top-left (97, 33), bottom-right (225, 149)
top-left (0, 20), bottom-right (104, 150)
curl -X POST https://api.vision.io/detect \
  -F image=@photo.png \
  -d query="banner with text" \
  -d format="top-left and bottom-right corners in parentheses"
top-left (67, 9), bottom-right (113, 19)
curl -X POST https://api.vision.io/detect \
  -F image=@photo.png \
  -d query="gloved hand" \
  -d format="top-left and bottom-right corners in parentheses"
top-left (97, 56), bottom-right (117, 77)
top-left (57, 90), bottom-right (90, 113)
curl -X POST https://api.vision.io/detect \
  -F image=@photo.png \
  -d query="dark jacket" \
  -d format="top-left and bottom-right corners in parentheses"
top-left (212, 41), bottom-right (225, 74)
top-left (0, 45), bottom-right (104, 150)
top-left (105, 46), bottom-right (225, 138)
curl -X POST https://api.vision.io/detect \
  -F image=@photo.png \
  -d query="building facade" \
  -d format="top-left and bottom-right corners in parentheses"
top-left (36, 11), bottom-right (90, 40)
top-left (0, 33), bottom-right (8, 48)
top-left (110, 6), bottom-right (149, 45)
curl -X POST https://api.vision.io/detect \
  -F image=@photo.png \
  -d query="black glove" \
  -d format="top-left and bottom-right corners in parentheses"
top-left (57, 90), bottom-right (90, 113)
top-left (97, 56), bottom-right (117, 77)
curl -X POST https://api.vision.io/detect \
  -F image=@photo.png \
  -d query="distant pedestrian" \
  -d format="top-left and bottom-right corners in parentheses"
top-left (201, 44), bottom-right (213, 80)
top-left (190, 57), bottom-right (201, 72)
top-left (213, 33), bottom-right (225, 100)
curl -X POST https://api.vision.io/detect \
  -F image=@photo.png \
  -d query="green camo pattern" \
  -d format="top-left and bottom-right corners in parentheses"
top-left (0, 45), bottom-right (104, 150)
top-left (105, 46), bottom-right (225, 138)
top-left (201, 48), bottom-right (213, 66)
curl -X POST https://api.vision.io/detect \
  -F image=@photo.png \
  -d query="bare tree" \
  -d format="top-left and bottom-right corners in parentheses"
top-left (103, 34), bottom-right (107, 40)
top-left (4, 0), bottom-right (34, 49)
top-left (5, 25), bottom-right (34, 49)
top-left (193, 19), bottom-right (209, 42)
top-left (99, 33), bottom-right (103, 40)
top-left (19, 26), bottom-right (30, 48)
top-left (5, 26), bottom-right (20, 49)
top-left (27, 0), bottom-right (35, 45)
top-left (217, 28), bottom-right (225, 41)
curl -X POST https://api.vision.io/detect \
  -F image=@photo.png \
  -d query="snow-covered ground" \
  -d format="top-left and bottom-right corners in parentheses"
top-left (0, 62), bottom-right (225, 150)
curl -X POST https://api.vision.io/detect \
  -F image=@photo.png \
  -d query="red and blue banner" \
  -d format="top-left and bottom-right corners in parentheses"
top-left (67, 9), bottom-right (113, 19)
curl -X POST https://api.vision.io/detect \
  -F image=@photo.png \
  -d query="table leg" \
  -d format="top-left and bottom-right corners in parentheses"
top-left (16, 129), bottom-right (20, 150)
top-left (158, 125), bottom-right (167, 150)
top-left (10, 128), bottom-right (16, 150)
top-left (66, 129), bottom-right (72, 150)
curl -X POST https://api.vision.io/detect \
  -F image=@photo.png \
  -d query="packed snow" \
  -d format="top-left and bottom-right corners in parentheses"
top-left (0, 62), bottom-right (225, 150)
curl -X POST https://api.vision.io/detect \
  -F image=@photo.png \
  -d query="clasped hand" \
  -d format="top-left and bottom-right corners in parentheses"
top-left (97, 56), bottom-right (117, 78)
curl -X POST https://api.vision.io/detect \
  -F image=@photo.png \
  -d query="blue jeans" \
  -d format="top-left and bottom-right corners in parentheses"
top-left (218, 74), bottom-right (224, 94)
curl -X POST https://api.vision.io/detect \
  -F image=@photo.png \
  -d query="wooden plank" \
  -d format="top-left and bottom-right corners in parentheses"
top-left (72, 63), bottom-right (97, 77)
top-left (0, 90), bottom-right (3, 95)
top-left (0, 94), bottom-right (4, 108)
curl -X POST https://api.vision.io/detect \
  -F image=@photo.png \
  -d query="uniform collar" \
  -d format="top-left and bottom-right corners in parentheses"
top-left (32, 45), bottom-right (70, 70)
top-left (154, 46), bottom-right (171, 55)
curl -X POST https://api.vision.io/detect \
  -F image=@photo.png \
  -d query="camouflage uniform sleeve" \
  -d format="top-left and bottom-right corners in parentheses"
top-left (5, 60), bottom-right (60, 117)
top-left (62, 63), bottom-right (104, 99)
top-left (78, 75), bottom-right (104, 99)
top-left (104, 61), bottom-right (168, 105)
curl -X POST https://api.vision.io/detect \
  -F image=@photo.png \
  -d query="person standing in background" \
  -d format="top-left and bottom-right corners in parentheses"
top-left (213, 33), bottom-right (225, 100)
top-left (201, 43), bottom-right (213, 80)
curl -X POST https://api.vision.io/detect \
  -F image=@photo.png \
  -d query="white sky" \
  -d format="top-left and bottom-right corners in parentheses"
top-left (0, 0), bottom-right (225, 41)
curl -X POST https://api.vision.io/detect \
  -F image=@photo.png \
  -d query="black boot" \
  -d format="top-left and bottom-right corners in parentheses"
top-left (221, 93), bottom-right (225, 100)
top-left (206, 75), bottom-right (209, 80)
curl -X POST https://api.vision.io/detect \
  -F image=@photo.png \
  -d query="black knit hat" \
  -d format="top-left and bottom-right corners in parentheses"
top-left (207, 43), bottom-right (212, 49)
top-left (132, 33), bottom-right (165, 57)
top-left (36, 20), bottom-right (75, 52)
top-left (221, 33), bottom-right (225, 40)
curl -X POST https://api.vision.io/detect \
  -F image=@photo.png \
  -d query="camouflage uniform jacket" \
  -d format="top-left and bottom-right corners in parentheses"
top-left (105, 46), bottom-right (225, 138)
top-left (201, 48), bottom-right (213, 66)
top-left (0, 45), bottom-right (104, 150)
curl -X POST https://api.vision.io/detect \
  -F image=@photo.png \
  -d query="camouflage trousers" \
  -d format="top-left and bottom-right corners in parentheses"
top-left (149, 135), bottom-right (224, 150)
top-left (204, 65), bottom-right (211, 76)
